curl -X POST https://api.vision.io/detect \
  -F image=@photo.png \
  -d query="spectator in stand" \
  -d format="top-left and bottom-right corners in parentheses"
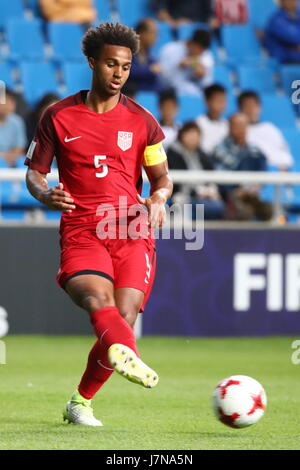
top-left (26, 93), bottom-right (60, 148)
top-left (152, 0), bottom-right (214, 29)
top-left (159, 29), bottom-right (214, 96)
top-left (214, 0), bottom-right (248, 26)
top-left (196, 84), bottom-right (228, 155)
top-left (167, 121), bottom-right (224, 220)
top-left (212, 113), bottom-right (273, 221)
top-left (0, 89), bottom-right (26, 167)
top-left (238, 91), bottom-right (294, 170)
top-left (39, 0), bottom-right (96, 28)
top-left (128, 19), bottom-right (162, 92)
top-left (158, 90), bottom-right (181, 149)
top-left (265, 0), bottom-right (300, 63)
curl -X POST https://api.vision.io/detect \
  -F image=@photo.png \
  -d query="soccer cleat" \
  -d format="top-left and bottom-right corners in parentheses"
top-left (108, 343), bottom-right (159, 388)
top-left (63, 390), bottom-right (103, 427)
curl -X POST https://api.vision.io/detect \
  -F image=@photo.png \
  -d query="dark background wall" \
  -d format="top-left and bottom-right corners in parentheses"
top-left (1, 227), bottom-right (300, 336)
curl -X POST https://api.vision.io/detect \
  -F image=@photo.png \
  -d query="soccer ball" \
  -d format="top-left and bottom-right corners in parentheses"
top-left (212, 375), bottom-right (267, 428)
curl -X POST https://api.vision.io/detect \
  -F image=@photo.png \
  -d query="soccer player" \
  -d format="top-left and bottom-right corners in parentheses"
top-left (24, 23), bottom-right (173, 426)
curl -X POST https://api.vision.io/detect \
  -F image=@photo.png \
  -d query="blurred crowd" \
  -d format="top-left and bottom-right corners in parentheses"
top-left (1, 0), bottom-right (300, 222)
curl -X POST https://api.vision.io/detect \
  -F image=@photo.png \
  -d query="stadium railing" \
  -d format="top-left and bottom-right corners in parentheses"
top-left (1, 168), bottom-right (300, 224)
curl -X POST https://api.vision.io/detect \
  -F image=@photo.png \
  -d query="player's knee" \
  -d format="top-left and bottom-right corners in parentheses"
top-left (118, 305), bottom-right (140, 328)
top-left (82, 292), bottom-right (115, 313)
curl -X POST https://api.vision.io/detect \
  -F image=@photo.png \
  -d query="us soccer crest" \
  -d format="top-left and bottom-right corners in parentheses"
top-left (117, 131), bottom-right (133, 151)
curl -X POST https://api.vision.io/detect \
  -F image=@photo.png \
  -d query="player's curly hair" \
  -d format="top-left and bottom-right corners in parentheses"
top-left (82, 22), bottom-right (140, 59)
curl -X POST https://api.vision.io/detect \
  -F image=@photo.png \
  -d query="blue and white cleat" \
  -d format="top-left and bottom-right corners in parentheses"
top-left (63, 391), bottom-right (103, 427)
top-left (108, 344), bottom-right (159, 388)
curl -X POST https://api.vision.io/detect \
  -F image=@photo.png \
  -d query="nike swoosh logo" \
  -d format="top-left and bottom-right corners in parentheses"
top-left (97, 359), bottom-right (114, 371)
top-left (64, 136), bottom-right (82, 142)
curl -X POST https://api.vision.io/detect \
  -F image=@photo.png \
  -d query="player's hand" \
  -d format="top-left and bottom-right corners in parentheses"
top-left (136, 193), bottom-right (167, 228)
top-left (40, 183), bottom-right (76, 214)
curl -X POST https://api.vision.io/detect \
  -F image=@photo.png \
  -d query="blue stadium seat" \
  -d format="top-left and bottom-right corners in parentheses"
top-left (0, 62), bottom-right (15, 88)
top-left (260, 94), bottom-right (297, 128)
top-left (0, 0), bottom-right (24, 30)
top-left (48, 23), bottom-right (84, 61)
top-left (151, 22), bottom-right (174, 58)
top-left (94, 0), bottom-right (112, 22)
top-left (178, 95), bottom-right (205, 122)
top-left (248, 0), bottom-right (277, 30)
top-left (25, 0), bottom-right (41, 16)
top-left (62, 62), bottom-right (92, 95)
top-left (44, 210), bottom-right (61, 221)
top-left (136, 91), bottom-right (159, 117)
top-left (118, 0), bottom-right (151, 27)
top-left (224, 92), bottom-right (238, 117)
top-left (222, 25), bottom-right (263, 62)
top-left (177, 22), bottom-right (210, 41)
top-left (213, 65), bottom-right (232, 90)
top-left (281, 128), bottom-right (300, 171)
top-left (20, 61), bottom-right (59, 106)
top-left (238, 65), bottom-right (276, 93)
top-left (1, 209), bottom-right (27, 220)
top-left (280, 65), bottom-right (300, 96)
top-left (6, 19), bottom-right (45, 60)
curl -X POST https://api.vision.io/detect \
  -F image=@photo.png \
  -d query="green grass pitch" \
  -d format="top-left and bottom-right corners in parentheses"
top-left (0, 335), bottom-right (299, 450)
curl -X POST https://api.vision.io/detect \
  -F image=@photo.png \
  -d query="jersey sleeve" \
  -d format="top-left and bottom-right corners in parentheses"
top-left (146, 111), bottom-right (165, 147)
top-left (24, 107), bottom-right (57, 174)
top-left (143, 141), bottom-right (167, 167)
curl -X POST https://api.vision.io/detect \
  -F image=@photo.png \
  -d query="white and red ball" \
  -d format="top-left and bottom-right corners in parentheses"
top-left (212, 375), bottom-right (267, 428)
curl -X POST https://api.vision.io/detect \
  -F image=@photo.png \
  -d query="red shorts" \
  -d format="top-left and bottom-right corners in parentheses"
top-left (56, 230), bottom-right (156, 312)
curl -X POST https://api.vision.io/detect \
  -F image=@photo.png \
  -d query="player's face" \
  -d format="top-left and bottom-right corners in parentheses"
top-left (90, 45), bottom-right (132, 97)
top-left (240, 98), bottom-right (261, 124)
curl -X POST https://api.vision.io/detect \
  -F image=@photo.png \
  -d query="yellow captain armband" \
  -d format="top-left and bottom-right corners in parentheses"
top-left (143, 141), bottom-right (167, 167)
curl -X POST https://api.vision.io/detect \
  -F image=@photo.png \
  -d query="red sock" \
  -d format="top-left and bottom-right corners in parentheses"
top-left (78, 340), bottom-right (114, 399)
top-left (90, 306), bottom-right (139, 356)
top-left (78, 306), bottom-right (139, 400)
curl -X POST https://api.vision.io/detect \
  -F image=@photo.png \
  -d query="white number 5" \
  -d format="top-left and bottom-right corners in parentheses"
top-left (94, 155), bottom-right (108, 178)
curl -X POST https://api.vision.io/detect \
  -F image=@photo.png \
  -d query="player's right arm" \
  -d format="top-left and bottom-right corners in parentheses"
top-left (24, 106), bottom-right (76, 214)
top-left (26, 169), bottom-right (76, 214)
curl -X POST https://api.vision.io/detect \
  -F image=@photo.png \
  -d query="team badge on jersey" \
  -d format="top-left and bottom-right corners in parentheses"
top-left (117, 131), bottom-right (133, 151)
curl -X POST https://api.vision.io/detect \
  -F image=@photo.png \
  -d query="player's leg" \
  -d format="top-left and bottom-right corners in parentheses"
top-left (108, 285), bottom-right (159, 387)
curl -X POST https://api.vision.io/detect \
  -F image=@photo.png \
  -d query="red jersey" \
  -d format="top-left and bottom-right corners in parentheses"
top-left (25, 91), bottom-right (165, 239)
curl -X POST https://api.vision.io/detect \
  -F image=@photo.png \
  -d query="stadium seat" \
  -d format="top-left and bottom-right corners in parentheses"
top-left (135, 91), bottom-right (159, 117)
top-left (0, 0), bottom-right (24, 30)
top-left (280, 65), bottom-right (300, 97)
top-left (222, 25), bottom-right (263, 63)
top-left (94, 0), bottom-right (112, 22)
top-left (260, 94), bottom-right (297, 128)
top-left (177, 95), bottom-right (205, 122)
top-left (118, 0), bottom-right (151, 27)
top-left (0, 209), bottom-right (27, 220)
top-left (213, 65), bottom-right (232, 91)
top-left (238, 65), bottom-right (276, 94)
top-left (224, 92), bottom-right (238, 117)
top-left (20, 61), bottom-right (59, 106)
top-left (177, 22), bottom-right (210, 41)
top-left (0, 62), bottom-right (15, 88)
top-left (151, 22), bottom-right (174, 58)
top-left (6, 19), bottom-right (45, 60)
top-left (62, 62), bottom-right (92, 95)
top-left (248, 0), bottom-right (277, 30)
top-left (25, 0), bottom-right (41, 16)
top-left (44, 210), bottom-right (61, 221)
top-left (281, 128), bottom-right (300, 171)
top-left (48, 23), bottom-right (84, 61)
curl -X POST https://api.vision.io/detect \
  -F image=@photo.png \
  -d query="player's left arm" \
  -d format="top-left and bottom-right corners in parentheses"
top-left (137, 142), bottom-right (173, 228)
